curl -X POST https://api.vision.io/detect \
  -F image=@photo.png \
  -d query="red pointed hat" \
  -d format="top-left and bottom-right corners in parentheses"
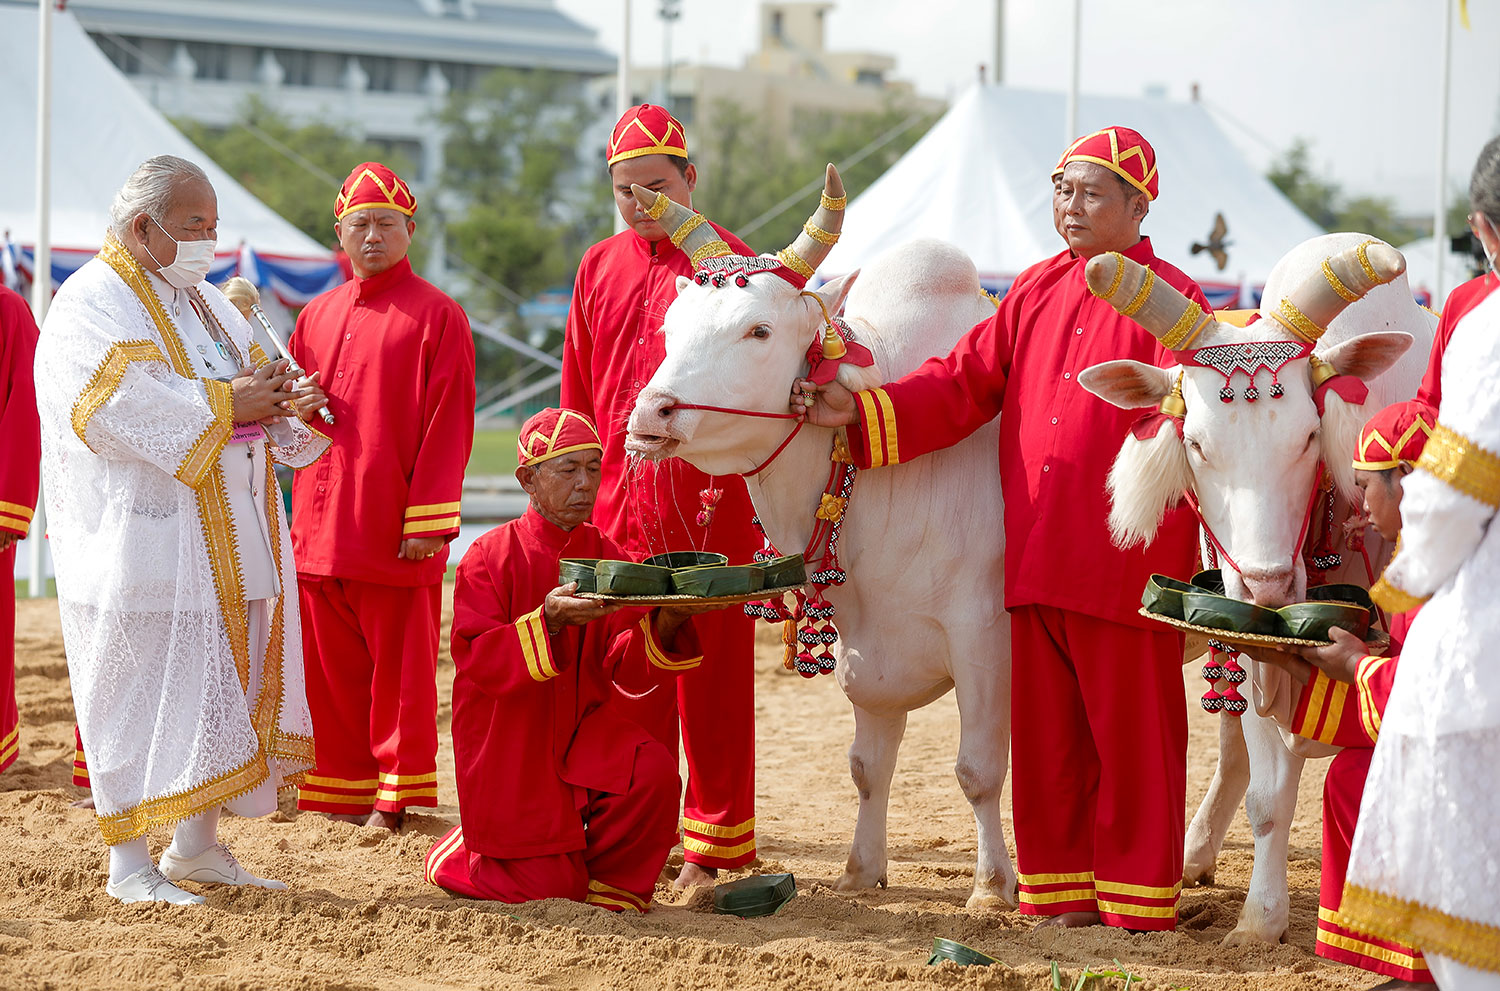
top-left (1353, 400), bottom-right (1436, 471)
top-left (1051, 126), bottom-right (1159, 200)
top-left (607, 104), bottom-right (689, 166)
top-left (335, 161), bottom-right (417, 220)
top-left (517, 408), bottom-right (603, 468)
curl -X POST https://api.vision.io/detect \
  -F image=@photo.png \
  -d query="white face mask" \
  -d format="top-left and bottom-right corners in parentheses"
top-left (144, 214), bottom-right (216, 289)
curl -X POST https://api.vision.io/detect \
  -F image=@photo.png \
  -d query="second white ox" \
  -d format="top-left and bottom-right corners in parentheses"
top-left (623, 166), bottom-right (1016, 907)
top-left (1078, 232), bottom-right (1435, 943)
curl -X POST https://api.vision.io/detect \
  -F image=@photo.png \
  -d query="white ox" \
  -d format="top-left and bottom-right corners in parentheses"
top-left (1078, 232), bottom-right (1435, 943)
top-left (623, 167), bottom-right (1016, 908)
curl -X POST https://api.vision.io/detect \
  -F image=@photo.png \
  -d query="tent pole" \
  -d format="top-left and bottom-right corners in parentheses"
top-left (614, 0), bottom-right (631, 235)
top-left (993, 0), bottom-right (1004, 85)
top-left (29, 0), bottom-right (53, 599)
top-left (1432, 0), bottom-right (1453, 306)
top-left (1065, 0), bottom-right (1081, 142)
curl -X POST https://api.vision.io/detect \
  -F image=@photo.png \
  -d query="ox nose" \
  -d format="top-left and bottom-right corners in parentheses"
top-left (1240, 568), bottom-right (1296, 608)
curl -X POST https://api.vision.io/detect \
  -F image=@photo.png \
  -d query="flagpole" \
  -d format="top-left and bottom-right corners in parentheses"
top-left (1066, 0), bottom-right (1081, 143)
top-left (1432, 0), bottom-right (1453, 306)
top-left (613, 0), bottom-right (631, 235)
top-left (28, 0), bottom-right (53, 599)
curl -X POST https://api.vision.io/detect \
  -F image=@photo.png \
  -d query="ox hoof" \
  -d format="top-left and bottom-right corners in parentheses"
top-left (965, 887), bottom-right (1017, 912)
top-left (1221, 924), bottom-right (1286, 947)
top-left (834, 870), bottom-right (886, 892)
top-left (1182, 859), bottom-right (1216, 887)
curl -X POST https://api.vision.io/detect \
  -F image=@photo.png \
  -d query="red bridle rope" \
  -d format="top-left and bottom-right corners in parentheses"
top-left (1184, 462), bottom-right (1325, 579)
top-left (662, 403), bottom-right (804, 476)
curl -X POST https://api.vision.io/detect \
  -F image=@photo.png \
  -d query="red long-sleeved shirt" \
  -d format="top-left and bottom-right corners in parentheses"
top-left (0, 288), bottom-right (40, 540)
top-left (1416, 271), bottom-right (1498, 410)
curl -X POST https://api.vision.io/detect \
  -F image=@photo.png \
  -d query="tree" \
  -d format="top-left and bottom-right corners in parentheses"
top-left (1267, 138), bottom-right (1421, 246)
top-left (176, 97), bottom-right (410, 248)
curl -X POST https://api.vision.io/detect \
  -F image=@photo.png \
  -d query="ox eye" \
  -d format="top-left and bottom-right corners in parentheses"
top-left (749, 324), bottom-right (771, 340)
top-left (1186, 438), bottom-right (1205, 460)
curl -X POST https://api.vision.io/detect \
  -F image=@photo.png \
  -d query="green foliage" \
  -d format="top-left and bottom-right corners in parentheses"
top-left (467, 427), bottom-right (521, 479)
top-left (691, 99), bottom-right (941, 253)
top-left (176, 96), bottom-right (411, 248)
top-left (1266, 138), bottom-right (1423, 246)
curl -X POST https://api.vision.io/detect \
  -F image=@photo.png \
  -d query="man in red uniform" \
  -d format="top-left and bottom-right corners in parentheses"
top-left (561, 106), bottom-right (760, 886)
top-left (426, 408), bottom-right (706, 909)
top-left (1246, 401), bottom-right (1436, 987)
top-left (291, 162), bottom-right (476, 829)
top-left (0, 286), bottom-right (40, 776)
top-left (800, 127), bottom-right (1205, 931)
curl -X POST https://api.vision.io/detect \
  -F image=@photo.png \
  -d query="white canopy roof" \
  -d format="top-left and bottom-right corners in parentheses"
top-left (822, 85), bottom-right (1323, 298)
top-left (0, 3), bottom-right (329, 258)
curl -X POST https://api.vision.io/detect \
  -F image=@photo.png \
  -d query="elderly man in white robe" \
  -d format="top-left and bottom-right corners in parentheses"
top-left (35, 155), bottom-right (330, 905)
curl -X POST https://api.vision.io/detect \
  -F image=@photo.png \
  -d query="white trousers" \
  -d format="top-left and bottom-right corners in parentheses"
top-left (1431, 955), bottom-right (1500, 991)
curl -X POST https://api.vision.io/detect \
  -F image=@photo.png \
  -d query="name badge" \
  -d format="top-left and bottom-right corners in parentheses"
top-left (230, 422), bottom-right (265, 445)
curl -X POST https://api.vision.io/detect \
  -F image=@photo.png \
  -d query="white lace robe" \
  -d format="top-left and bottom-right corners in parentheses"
top-left (34, 233), bottom-right (328, 844)
top-left (1344, 290), bottom-right (1500, 971)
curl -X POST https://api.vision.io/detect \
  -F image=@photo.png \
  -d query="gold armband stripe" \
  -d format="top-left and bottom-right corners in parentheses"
top-left (517, 607), bottom-right (559, 681)
top-left (820, 192), bottom-right (847, 211)
top-left (1322, 259), bottom-right (1359, 302)
top-left (775, 247), bottom-right (815, 280)
top-left (405, 501), bottom-right (462, 518)
top-left (802, 221), bottom-right (839, 246)
top-left (1417, 422), bottom-right (1500, 509)
top-left (1161, 302), bottom-right (1209, 351)
top-left (645, 192), bottom-right (669, 221)
top-left (669, 213), bottom-right (706, 246)
top-left (1272, 299), bottom-right (1324, 344)
top-left (1121, 268), bottom-right (1155, 317)
top-left (1355, 240), bottom-right (1381, 285)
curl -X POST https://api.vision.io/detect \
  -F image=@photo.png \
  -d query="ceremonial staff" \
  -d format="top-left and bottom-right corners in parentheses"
top-left (249, 301), bottom-right (336, 425)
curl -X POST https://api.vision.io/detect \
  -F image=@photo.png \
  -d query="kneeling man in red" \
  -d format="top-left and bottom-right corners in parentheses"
top-left (426, 408), bottom-right (706, 912)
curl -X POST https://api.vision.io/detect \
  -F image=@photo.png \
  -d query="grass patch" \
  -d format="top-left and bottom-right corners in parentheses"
top-left (13, 578), bottom-right (57, 599)
top-left (468, 428), bottom-right (520, 479)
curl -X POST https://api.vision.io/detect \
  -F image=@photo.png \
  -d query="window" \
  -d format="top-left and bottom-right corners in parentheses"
top-left (276, 48), bottom-right (315, 87)
top-left (365, 55), bottom-right (397, 92)
top-left (186, 42), bottom-right (230, 80)
top-left (92, 33), bottom-right (141, 75)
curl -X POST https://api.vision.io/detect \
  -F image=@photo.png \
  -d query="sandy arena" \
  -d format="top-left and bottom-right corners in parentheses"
top-left (1, 587), bottom-right (1374, 991)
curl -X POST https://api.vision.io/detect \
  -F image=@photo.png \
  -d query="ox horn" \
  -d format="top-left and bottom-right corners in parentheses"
top-left (776, 163), bottom-right (846, 283)
top-left (1085, 252), bottom-right (1220, 351)
top-left (628, 185), bottom-right (734, 268)
top-left (1267, 240), bottom-right (1406, 344)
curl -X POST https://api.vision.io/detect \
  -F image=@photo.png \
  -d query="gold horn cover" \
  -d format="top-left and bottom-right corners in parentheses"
top-left (1085, 252), bottom-right (1218, 351)
top-left (1269, 240), bottom-right (1406, 344)
top-left (629, 185), bottom-right (733, 267)
top-left (777, 164), bottom-right (846, 282)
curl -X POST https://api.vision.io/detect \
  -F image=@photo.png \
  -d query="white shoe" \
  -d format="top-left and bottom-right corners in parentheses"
top-left (159, 842), bottom-right (287, 890)
top-left (106, 865), bottom-right (206, 905)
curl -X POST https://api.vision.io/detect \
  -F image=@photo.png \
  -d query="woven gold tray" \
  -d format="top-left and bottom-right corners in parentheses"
top-left (1140, 607), bottom-right (1390, 652)
top-left (579, 583), bottom-right (806, 608)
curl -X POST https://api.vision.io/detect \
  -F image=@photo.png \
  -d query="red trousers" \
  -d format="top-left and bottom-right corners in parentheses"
top-left (1010, 604), bottom-right (1187, 931)
top-left (426, 738), bottom-right (679, 911)
top-left (297, 577), bottom-right (441, 814)
top-left (1316, 749), bottom-right (1431, 981)
top-left (1, 545), bottom-right (16, 774)
top-left (72, 725), bottom-right (89, 788)
top-left (611, 606), bottom-right (757, 869)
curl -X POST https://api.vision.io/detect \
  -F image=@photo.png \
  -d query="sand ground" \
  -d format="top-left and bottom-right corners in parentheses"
top-left (0, 588), bottom-right (1373, 991)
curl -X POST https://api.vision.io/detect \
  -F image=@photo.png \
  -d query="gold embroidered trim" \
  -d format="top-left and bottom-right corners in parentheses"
top-left (669, 212), bottom-right (706, 246)
top-left (681, 814), bottom-right (755, 839)
top-left (1355, 239), bottom-right (1381, 286)
top-left (689, 240), bottom-right (732, 267)
top-left (1417, 422), bottom-right (1500, 509)
top-left (175, 379), bottom-right (234, 489)
top-left (1340, 883), bottom-right (1500, 972)
top-left (775, 247), bottom-right (815, 280)
top-left (820, 192), bottom-right (847, 211)
top-left (96, 751), bottom-right (269, 845)
top-left (1322, 259), bottom-right (1359, 302)
top-left (98, 232), bottom-right (193, 377)
top-left (1371, 575), bottom-right (1429, 613)
top-left (802, 220), bottom-right (839, 246)
top-left (197, 469), bottom-right (251, 692)
top-left (69, 340), bottom-right (171, 448)
top-left (644, 192), bottom-right (670, 221)
top-left (1161, 302), bottom-right (1208, 351)
top-left (1121, 267), bottom-right (1155, 317)
top-left (249, 342), bottom-right (270, 367)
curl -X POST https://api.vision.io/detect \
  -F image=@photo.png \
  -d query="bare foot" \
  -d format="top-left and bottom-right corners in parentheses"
top-left (673, 862), bottom-right (718, 890)
top-left (326, 812), bottom-right (367, 826)
top-left (365, 809), bottom-right (403, 831)
top-left (1035, 911), bottom-right (1101, 929)
top-left (70, 794), bottom-right (95, 810)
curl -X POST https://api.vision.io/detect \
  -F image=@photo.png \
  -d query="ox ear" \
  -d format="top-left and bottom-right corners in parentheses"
top-left (809, 270), bottom-right (860, 316)
top-left (1319, 331), bottom-right (1414, 382)
top-left (1078, 360), bottom-right (1176, 410)
top-left (676, 275), bottom-right (692, 293)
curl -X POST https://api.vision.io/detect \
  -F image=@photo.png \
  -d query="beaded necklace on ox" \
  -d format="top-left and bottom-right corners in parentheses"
top-left (1132, 330), bottom-right (1379, 716)
top-left (665, 289), bottom-right (867, 679)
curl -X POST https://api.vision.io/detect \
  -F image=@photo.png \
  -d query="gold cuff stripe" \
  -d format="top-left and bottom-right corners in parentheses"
top-left (403, 515), bottom-right (462, 535)
top-left (682, 835), bottom-right (756, 859)
top-left (802, 221), bottom-right (839, 246)
top-left (1316, 681), bottom-right (1351, 745)
top-left (0, 501), bottom-right (35, 520)
top-left (1371, 575), bottom-right (1430, 613)
top-left (425, 828), bottom-right (466, 884)
top-left (0, 513), bottom-right (30, 537)
top-left (820, 192), bottom-right (848, 211)
top-left (1357, 654), bottom-right (1388, 743)
top-left (855, 391), bottom-right (885, 467)
top-left (585, 892), bottom-right (644, 912)
top-left (1095, 878), bottom-right (1183, 899)
top-left (644, 192), bottom-right (670, 221)
top-left (640, 617), bottom-right (701, 670)
top-left (175, 379), bottom-right (235, 490)
top-left (299, 790), bottom-right (379, 806)
top-left (1317, 907), bottom-right (1427, 969)
top-left (1340, 883), bottom-right (1500, 973)
top-left (870, 388), bottom-right (900, 467)
top-left (405, 501), bottom-right (462, 518)
top-left (1296, 670), bottom-right (1333, 739)
top-left (303, 774), bottom-right (380, 790)
top-left (1322, 259), bottom-right (1360, 302)
top-left (70, 339), bottom-right (171, 448)
top-left (669, 213), bottom-right (706, 246)
top-left (1018, 870), bottom-right (1095, 885)
top-left (379, 770), bottom-right (438, 785)
top-left (689, 240), bottom-right (732, 267)
top-left (1019, 887), bottom-right (1097, 905)
top-left (1120, 267), bottom-right (1155, 317)
top-left (1417, 422), bottom-right (1500, 509)
top-left (1160, 302), bottom-right (1208, 351)
top-left (775, 248), bottom-right (815, 280)
top-left (1098, 898), bottom-right (1176, 919)
top-left (518, 607), bottom-right (558, 681)
top-left (376, 786), bottom-right (435, 802)
top-left (682, 815), bottom-right (755, 839)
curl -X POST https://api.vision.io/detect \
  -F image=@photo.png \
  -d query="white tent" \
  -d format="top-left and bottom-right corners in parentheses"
top-left (0, 3), bottom-right (334, 293)
top-left (822, 85), bottom-right (1324, 309)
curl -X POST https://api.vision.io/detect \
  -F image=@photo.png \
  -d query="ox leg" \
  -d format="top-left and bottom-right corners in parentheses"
top-left (1224, 708), bottom-right (1303, 945)
top-left (953, 669), bottom-right (1017, 910)
top-left (1184, 713), bottom-right (1250, 886)
top-left (836, 705), bottom-right (906, 891)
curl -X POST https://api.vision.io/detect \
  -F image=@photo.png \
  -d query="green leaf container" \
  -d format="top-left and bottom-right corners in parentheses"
top-left (594, 561), bottom-right (674, 596)
top-left (1142, 574), bottom-right (1195, 619)
top-left (925, 937), bottom-right (998, 967)
top-left (1277, 601), bottom-right (1371, 641)
top-left (711, 873), bottom-right (796, 918)
top-left (1182, 591), bottom-right (1283, 635)
top-left (669, 565), bottom-right (765, 597)
top-left (759, 554), bottom-right (807, 588)
top-left (558, 558), bottom-right (600, 593)
top-left (643, 551), bottom-right (729, 570)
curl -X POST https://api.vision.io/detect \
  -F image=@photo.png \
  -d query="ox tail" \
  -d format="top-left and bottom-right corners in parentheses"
top-left (1106, 421), bottom-right (1192, 548)
top-left (1319, 390), bottom-right (1368, 504)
